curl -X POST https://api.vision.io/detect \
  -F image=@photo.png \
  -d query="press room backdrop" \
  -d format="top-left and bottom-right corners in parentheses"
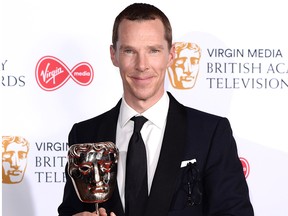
top-left (1, 0), bottom-right (288, 215)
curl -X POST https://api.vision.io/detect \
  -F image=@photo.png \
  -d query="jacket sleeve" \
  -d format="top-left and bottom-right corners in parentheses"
top-left (202, 118), bottom-right (254, 215)
top-left (57, 124), bottom-right (95, 215)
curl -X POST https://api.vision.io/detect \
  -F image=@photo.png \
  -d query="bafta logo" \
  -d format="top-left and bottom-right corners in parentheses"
top-left (2, 136), bottom-right (29, 184)
top-left (168, 42), bottom-right (201, 89)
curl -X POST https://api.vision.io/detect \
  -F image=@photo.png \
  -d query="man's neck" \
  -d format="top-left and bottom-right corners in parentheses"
top-left (124, 91), bottom-right (165, 114)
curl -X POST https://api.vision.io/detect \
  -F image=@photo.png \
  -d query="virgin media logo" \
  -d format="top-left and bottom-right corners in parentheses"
top-left (35, 56), bottom-right (94, 91)
top-left (240, 157), bottom-right (250, 178)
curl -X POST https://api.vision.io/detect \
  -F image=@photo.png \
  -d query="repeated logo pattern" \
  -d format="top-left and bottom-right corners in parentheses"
top-left (240, 157), bottom-right (250, 178)
top-left (35, 56), bottom-right (94, 91)
top-left (167, 42), bottom-right (201, 89)
top-left (2, 136), bottom-right (30, 184)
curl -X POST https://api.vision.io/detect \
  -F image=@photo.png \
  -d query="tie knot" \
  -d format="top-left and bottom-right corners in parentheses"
top-left (131, 116), bottom-right (147, 133)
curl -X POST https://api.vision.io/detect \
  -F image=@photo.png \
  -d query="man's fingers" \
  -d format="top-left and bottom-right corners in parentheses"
top-left (98, 208), bottom-right (107, 216)
top-left (98, 208), bottom-right (116, 216)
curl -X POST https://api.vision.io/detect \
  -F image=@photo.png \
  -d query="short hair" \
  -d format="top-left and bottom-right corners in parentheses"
top-left (112, 3), bottom-right (172, 49)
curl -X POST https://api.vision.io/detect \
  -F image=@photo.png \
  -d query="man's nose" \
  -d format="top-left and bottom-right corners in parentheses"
top-left (136, 53), bottom-right (148, 72)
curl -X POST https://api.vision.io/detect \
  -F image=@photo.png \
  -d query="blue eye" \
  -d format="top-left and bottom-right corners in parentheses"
top-left (150, 49), bottom-right (160, 54)
top-left (124, 49), bottom-right (134, 54)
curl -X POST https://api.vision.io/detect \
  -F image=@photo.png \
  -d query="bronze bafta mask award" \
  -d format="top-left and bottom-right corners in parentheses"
top-left (68, 142), bottom-right (119, 214)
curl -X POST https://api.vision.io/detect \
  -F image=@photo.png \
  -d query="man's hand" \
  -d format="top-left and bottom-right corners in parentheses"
top-left (73, 208), bottom-right (116, 216)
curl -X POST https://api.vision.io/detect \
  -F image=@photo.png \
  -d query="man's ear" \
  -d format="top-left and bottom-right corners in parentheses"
top-left (167, 43), bottom-right (175, 67)
top-left (110, 45), bottom-right (119, 67)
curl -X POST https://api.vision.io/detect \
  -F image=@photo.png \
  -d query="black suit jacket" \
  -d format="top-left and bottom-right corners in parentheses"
top-left (58, 92), bottom-right (254, 216)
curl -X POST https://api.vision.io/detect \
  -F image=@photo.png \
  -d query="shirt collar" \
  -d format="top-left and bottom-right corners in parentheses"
top-left (118, 92), bottom-right (169, 129)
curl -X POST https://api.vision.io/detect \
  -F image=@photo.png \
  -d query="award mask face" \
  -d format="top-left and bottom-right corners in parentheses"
top-left (68, 142), bottom-right (118, 203)
top-left (2, 136), bottom-right (29, 184)
top-left (167, 42), bottom-right (201, 89)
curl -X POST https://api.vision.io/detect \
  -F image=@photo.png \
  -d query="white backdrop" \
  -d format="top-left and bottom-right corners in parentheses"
top-left (2, 0), bottom-right (288, 215)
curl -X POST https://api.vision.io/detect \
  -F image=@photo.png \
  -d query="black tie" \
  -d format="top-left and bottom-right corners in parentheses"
top-left (125, 116), bottom-right (148, 216)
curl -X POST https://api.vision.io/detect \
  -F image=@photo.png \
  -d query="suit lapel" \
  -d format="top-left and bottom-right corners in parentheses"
top-left (97, 99), bottom-right (126, 215)
top-left (145, 93), bottom-right (187, 216)
top-left (96, 99), bottom-right (121, 143)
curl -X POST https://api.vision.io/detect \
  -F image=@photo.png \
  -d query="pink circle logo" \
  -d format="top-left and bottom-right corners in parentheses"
top-left (35, 56), bottom-right (94, 91)
top-left (239, 157), bottom-right (250, 178)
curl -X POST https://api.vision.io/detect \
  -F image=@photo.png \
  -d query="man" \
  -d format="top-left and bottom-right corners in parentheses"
top-left (58, 3), bottom-right (254, 216)
top-left (2, 136), bottom-right (29, 184)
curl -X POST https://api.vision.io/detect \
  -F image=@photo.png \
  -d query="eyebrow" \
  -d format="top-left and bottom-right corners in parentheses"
top-left (119, 44), bottom-right (165, 50)
top-left (148, 44), bottom-right (165, 50)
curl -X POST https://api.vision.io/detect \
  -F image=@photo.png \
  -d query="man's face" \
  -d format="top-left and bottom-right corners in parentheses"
top-left (68, 142), bottom-right (118, 203)
top-left (2, 142), bottom-right (29, 184)
top-left (110, 18), bottom-right (175, 107)
top-left (167, 43), bottom-right (201, 89)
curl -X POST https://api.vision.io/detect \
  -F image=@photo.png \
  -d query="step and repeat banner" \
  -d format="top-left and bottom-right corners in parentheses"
top-left (2, 0), bottom-right (288, 215)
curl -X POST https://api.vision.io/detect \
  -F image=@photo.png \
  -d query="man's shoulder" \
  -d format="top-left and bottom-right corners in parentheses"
top-left (75, 99), bottom-right (121, 127)
top-left (168, 92), bottom-right (225, 121)
top-left (186, 106), bottom-right (224, 121)
top-left (168, 92), bottom-right (227, 126)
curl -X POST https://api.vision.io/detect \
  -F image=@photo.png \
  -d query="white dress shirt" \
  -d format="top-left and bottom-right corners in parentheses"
top-left (116, 92), bottom-right (169, 209)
